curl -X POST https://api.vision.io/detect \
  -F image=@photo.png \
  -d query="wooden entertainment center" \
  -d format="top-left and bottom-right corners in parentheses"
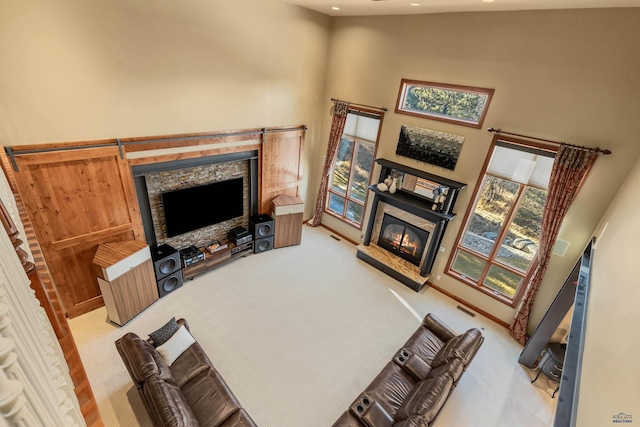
top-left (6, 125), bottom-right (304, 319)
top-left (182, 240), bottom-right (254, 280)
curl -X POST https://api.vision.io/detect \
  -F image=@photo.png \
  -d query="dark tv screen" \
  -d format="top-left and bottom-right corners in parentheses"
top-left (161, 177), bottom-right (244, 238)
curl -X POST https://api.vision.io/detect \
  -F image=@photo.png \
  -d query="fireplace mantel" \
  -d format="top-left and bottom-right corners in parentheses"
top-left (357, 159), bottom-right (466, 292)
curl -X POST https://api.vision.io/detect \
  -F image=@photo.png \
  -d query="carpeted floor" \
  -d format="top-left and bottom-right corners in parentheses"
top-left (69, 225), bottom-right (557, 426)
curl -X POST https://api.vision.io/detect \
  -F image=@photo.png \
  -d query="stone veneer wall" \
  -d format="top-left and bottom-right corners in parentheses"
top-left (371, 202), bottom-right (436, 269)
top-left (146, 160), bottom-right (250, 250)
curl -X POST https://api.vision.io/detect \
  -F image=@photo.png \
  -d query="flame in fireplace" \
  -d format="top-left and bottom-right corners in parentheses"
top-left (401, 234), bottom-right (420, 256)
top-left (384, 227), bottom-right (421, 256)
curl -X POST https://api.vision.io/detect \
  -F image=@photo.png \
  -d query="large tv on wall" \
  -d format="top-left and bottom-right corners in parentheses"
top-left (161, 177), bottom-right (244, 238)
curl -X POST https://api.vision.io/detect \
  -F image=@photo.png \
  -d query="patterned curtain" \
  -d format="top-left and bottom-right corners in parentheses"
top-left (509, 144), bottom-right (599, 345)
top-left (308, 100), bottom-right (351, 227)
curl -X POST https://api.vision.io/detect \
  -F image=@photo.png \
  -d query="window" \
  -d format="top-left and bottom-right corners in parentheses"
top-left (325, 109), bottom-right (382, 228)
top-left (446, 137), bottom-right (556, 305)
top-left (395, 79), bottom-right (494, 128)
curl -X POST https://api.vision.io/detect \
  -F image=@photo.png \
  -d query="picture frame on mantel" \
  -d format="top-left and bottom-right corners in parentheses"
top-left (396, 125), bottom-right (465, 171)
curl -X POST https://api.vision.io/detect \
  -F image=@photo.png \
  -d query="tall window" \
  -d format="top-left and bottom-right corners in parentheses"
top-left (325, 109), bottom-right (382, 228)
top-left (446, 138), bottom-right (556, 305)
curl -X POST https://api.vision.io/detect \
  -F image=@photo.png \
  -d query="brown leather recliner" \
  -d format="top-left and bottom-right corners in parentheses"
top-left (115, 319), bottom-right (257, 427)
top-left (332, 314), bottom-right (484, 427)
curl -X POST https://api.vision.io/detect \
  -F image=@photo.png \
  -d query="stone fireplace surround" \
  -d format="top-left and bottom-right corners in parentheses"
top-left (357, 192), bottom-right (446, 292)
top-left (132, 151), bottom-right (259, 250)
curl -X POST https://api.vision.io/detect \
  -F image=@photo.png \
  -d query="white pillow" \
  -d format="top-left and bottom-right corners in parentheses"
top-left (155, 325), bottom-right (195, 365)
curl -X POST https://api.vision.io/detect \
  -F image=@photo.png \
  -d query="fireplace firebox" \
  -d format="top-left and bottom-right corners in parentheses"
top-left (378, 214), bottom-right (430, 266)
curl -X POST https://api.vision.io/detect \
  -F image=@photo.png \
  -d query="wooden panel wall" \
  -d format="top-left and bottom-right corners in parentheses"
top-left (6, 126), bottom-right (304, 319)
top-left (260, 129), bottom-right (305, 214)
top-left (12, 146), bottom-right (143, 318)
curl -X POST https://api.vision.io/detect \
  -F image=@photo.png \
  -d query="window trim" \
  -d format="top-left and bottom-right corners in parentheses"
top-left (395, 78), bottom-right (494, 129)
top-left (324, 107), bottom-right (383, 230)
top-left (445, 135), bottom-right (557, 307)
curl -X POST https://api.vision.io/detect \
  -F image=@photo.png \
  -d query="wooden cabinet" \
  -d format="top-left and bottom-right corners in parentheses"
top-left (92, 241), bottom-right (158, 326)
top-left (272, 194), bottom-right (304, 248)
top-left (182, 242), bottom-right (254, 280)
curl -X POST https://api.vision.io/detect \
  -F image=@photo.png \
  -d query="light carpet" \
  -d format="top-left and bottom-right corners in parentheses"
top-left (69, 225), bottom-right (557, 427)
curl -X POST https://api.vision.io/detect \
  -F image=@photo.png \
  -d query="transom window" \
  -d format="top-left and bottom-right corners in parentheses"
top-left (325, 109), bottom-right (382, 228)
top-left (446, 137), bottom-right (556, 305)
top-left (395, 79), bottom-right (494, 128)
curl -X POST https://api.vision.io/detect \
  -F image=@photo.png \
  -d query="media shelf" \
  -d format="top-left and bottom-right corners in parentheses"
top-left (182, 240), bottom-right (253, 280)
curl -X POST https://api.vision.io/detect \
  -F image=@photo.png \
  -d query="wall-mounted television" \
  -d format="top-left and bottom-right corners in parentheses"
top-left (161, 177), bottom-right (244, 238)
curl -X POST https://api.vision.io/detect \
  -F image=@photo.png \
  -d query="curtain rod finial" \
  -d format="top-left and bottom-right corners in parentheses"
top-left (487, 127), bottom-right (500, 133)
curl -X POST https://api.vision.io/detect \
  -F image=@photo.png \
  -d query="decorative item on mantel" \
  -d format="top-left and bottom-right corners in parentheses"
top-left (357, 159), bottom-right (466, 292)
top-left (377, 172), bottom-right (402, 193)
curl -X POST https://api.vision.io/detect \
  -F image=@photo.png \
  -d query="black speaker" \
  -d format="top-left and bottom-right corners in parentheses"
top-left (151, 244), bottom-right (180, 280)
top-left (157, 270), bottom-right (184, 298)
top-left (254, 236), bottom-right (274, 254)
top-left (249, 214), bottom-right (274, 239)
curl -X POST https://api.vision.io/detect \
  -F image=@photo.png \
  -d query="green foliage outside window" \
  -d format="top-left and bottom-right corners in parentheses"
top-left (403, 86), bottom-right (488, 123)
top-left (396, 79), bottom-right (494, 128)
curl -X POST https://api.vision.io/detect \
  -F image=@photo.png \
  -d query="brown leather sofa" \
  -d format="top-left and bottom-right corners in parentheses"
top-left (332, 314), bottom-right (483, 427)
top-left (115, 319), bottom-right (256, 427)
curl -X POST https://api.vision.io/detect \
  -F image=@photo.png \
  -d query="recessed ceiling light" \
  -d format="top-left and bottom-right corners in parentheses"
top-left (410, 3), bottom-right (420, 6)
top-left (482, 0), bottom-right (495, 2)
top-left (332, 6), bottom-right (340, 10)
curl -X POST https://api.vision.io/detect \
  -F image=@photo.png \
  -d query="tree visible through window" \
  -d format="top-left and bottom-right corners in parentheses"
top-left (326, 110), bottom-right (382, 228)
top-left (396, 79), bottom-right (494, 128)
top-left (446, 138), bottom-right (555, 304)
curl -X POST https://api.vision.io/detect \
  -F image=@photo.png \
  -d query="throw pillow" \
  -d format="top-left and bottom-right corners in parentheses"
top-left (149, 317), bottom-right (179, 347)
top-left (156, 325), bottom-right (196, 365)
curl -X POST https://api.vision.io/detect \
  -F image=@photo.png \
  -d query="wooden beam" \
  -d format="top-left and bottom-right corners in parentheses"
top-left (126, 144), bottom-right (261, 166)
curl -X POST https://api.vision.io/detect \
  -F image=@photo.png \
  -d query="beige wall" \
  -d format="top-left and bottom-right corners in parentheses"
top-left (320, 9), bottom-right (640, 328)
top-left (0, 0), bottom-right (331, 217)
top-left (3, 2), bottom-right (640, 333)
top-left (579, 157), bottom-right (640, 424)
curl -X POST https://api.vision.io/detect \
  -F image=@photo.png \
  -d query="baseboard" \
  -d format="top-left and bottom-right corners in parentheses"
top-left (317, 223), bottom-right (359, 246)
top-left (427, 281), bottom-right (510, 329)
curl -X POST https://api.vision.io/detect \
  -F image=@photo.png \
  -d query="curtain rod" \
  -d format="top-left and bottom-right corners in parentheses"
top-left (487, 127), bottom-right (612, 155)
top-left (331, 98), bottom-right (388, 112)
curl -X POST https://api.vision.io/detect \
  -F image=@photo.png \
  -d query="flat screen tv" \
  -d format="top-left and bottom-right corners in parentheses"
top-left (161, 177), bottom-right (244, 238)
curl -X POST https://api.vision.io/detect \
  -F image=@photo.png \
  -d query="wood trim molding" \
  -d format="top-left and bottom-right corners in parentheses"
top-left (394, 78), bottom-right (494, 129)
top-left (126, 143), bottom-right (262, 166)
top-left (51, 224), bottom-right (136, 250)
top-left (122, 129), bottom-right (263, 153)
top-left (318, 223), bottom-right (360, 246)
